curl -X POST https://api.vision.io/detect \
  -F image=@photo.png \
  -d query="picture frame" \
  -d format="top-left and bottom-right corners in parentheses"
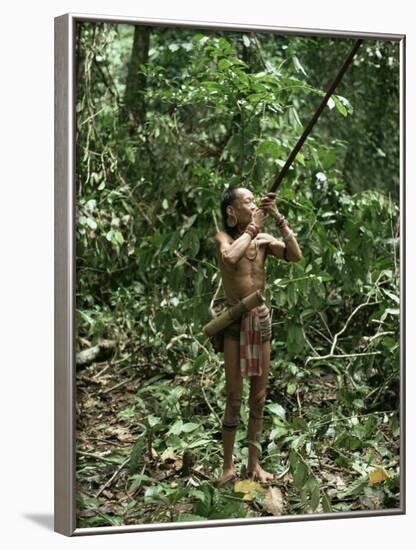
top-left (54, 12), bottom-right (405, 536)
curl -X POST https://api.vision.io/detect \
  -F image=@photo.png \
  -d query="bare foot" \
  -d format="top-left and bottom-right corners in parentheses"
top-left (247, 464), bottom-right (274, 483)
top-left (215, 467), bottom-right (238, 487)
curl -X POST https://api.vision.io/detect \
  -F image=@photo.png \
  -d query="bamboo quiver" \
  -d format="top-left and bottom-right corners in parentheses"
top-left (202, 290), bottom-right (265, 337)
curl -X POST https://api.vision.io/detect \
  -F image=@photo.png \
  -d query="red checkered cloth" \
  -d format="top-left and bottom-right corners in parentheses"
top-left (240, 304), bottom-right (271, 377)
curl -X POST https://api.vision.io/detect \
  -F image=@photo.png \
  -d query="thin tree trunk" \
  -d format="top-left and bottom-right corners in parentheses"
top-left (120, 25), bottom-right (151, 131)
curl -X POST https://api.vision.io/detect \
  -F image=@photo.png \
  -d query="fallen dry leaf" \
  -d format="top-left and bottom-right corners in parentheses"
top-left (174, 458), bottom-right (183, 471)
top-left (161, 447), bottom-right (177, 462)
top-left (105, 426), bottom-right (132, 442)
top-left (368, 466), bottom-right (390, 484)
top-left (263, 487), bottom-right (284, 515)
top-left (234, 479), bottom-right (266, 501)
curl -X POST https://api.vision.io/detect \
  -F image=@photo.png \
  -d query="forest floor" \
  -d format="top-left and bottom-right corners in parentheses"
top-left (75, 345), bottom-right (401, 528)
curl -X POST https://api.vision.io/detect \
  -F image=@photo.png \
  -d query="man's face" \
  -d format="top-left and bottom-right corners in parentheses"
top-left (230, 188), bottom-right (257, 227)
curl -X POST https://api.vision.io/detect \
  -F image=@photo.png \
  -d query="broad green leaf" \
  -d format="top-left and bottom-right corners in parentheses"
top-left (293, 463), bottom-right (309, 488)
top-left (270, 426), bottom-right (289, 439)
top-left (168, 420), bottom-right (184, 435)
top-left (266, 403), bottom-right (286, 418)
top-left (181, 422), bottom-right (199, 433)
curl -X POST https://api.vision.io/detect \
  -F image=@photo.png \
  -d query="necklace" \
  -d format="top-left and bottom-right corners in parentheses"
top-left (234, 228), bottom-right (258, 261)
top-left (245, 239), bottom-right (258, 261)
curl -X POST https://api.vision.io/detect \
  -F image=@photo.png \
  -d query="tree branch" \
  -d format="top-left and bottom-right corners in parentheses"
top-left (330, 301), bottom-right (380, 355)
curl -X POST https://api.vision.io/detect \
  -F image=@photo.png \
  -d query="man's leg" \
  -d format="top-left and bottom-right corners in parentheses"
top-left (247, 339), bottom-right (274, 482)
top-left (216, 335), bottom-right (243, 487)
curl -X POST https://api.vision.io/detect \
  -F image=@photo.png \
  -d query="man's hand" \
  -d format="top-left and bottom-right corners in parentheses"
top-left (259, 192), bottom-right (280, 220)
top-left (255, 234), bottom-right (274, 247)
top-left (252, 207), bottom-right (267, 229)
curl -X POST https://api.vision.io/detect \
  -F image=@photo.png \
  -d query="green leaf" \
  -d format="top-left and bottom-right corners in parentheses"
top-left (117, 406), bottom-right (136, 420)
top-left (310, 483), bottom-right (321, 511)
top-left (270, 426), bottom-right (289, 439)
top-left (287, 324), bottom-right (304, 354)
top-left (288, 106), bottom-right (302, 127)
top-left (334, 433), bottom-right (363, 451)
top-left (193, 353), bottom-right (208, 370)
top-left (287, 283), bottom-right (298, 306)
top-left (106, 228), bottom-right (125, 246)
top-left (322, 492), bottom-right (332, 512)
top-left (181, 422), bottom-right (199, 433)
top-left (266, 403), bottom-right (286, 418)
top-left (291, 416), bottom-right (308, 432)
top-left (168, 419), bottom-right (184, 435)
top-left (128, 472), bottom-right (152, 493)
top-left (383, 289), bottom-right (399, 304)
top-left (256, 140), bottom-right (281, 159)
top-left (218, 58), bottom-right (232, 71)
top-left (189, 489), bottom-right (206, 503)
top-left (187, 439), bottom-right (211, 449)
top-left (144, 485), bottom-right (165, 504)
top-left (337, 477), bottom-right (368, 499)
top-left (147, 415), bottom-right (161, 428)
top-left (333, 95), bottom-right (348, 117)
top-left (293, 462), bottom-right (309, 488)
top-left (77, 309), bottom-right (95, 325)
top-left (292, 55), bottom-right (308, 76)
top-left (129, 439), bottom-right (145, 475)
top-left (86, 217), bottom-right (97, 230)
top-left (296, 152), bottom-right (305, 166)
top-left (289, 450), bottom-right (298, 471)
top-left (287, 382), bottom-right (297, 395)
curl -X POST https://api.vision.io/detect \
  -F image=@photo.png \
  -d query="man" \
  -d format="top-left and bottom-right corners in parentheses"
top-left (214, 186), bottom-right (302, 486)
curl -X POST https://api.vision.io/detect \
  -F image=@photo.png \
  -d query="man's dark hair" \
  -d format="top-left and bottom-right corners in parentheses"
top-left (220, 186), bottom-right (240, 237)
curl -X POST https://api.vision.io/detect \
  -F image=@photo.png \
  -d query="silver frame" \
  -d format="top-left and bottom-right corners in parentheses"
top-left (54, 13), bottom-right (406, 536)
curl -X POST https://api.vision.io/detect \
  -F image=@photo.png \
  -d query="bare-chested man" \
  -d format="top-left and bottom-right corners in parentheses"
top-left (214, 186), bottom-right (302, 486)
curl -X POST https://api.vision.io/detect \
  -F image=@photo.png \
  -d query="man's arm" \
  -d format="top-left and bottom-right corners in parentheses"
top-left (214, 208), bottom-right (267, 265)
top-left (279, 222), bottom-right (302, 262)
top-left (257, 234), bottom-right (285, 259)
top-left (259, 231), bottom-right (302, 262)
top-left (259, 192), bottom-right (302, 262)
top-left (214, 231), bottom-right (253, 265)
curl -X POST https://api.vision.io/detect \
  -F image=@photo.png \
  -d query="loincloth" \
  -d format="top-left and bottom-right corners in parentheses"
top-left (216, 304), bottom-right (272, 378)
top-left (223, 304), bottom-right (272, 343)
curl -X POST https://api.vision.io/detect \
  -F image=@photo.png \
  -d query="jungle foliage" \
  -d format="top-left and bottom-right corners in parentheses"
top-left (74, 22), bottom-right (400, 527)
